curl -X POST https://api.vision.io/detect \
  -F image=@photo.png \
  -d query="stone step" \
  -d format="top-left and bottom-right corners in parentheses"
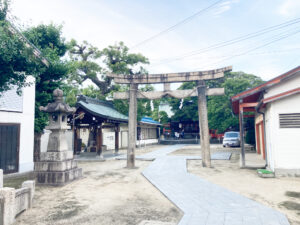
top-left (79, 152), bottom-right (99, 157)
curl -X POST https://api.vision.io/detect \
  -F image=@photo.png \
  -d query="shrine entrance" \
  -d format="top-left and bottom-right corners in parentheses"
top-left (107, 66), bottom-right (232, 168)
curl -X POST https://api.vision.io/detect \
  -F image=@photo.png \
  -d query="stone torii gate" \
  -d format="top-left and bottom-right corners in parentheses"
top-left (107, 66), bottom-right (232, 168)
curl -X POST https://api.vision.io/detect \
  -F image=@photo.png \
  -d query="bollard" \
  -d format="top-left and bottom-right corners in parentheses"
top-left (0, 188), bottom-right (15, 225)
top-left (22, 181), bottom-right (35, 208)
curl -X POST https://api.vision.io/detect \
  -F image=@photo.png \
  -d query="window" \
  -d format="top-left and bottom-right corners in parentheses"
top-left (225, 132), bottom-right (239, 138)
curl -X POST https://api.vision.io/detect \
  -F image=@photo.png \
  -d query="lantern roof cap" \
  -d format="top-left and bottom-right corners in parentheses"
top-left (39, 89), bottom-right (75, 114)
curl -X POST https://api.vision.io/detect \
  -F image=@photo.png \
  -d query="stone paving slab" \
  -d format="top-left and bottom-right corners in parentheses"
top-left (115, 145), bottom-right (231, 161)
top-left (139, 145), bottom-right (290, 225)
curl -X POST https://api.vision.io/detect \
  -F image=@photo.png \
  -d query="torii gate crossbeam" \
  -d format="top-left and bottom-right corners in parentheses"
top-left (107, 66), bottom-right (232, 168)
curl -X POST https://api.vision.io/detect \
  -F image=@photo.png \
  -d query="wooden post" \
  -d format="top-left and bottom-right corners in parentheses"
top-left (239, 100), bottom-right (246, 167)
top-left (197, 81), bottom-right (211, 167)
top-left (73, 126), bottom-right (77, 154)
top-left (74, 127), bottom-right (81, 154)
top-left (97, 124), bottom-right (102, 156)
top-left (115, 124), bottom-right (119, 154)
top-left (128, 83), bottom-right (138, 168)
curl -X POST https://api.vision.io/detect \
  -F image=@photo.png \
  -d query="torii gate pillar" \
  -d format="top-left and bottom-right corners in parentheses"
top-left (197, 80), bottom-right (211, 167)
top-left (128, 83), bottom-right (138, 168)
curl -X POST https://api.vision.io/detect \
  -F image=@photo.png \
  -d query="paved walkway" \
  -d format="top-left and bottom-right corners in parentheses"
top-left (140, 145), bottom-right (290, 225)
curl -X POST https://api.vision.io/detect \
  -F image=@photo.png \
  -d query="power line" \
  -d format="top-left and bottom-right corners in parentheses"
top-left (152, 48), bottom-right (300, 62)
top-left (150, 17), bottom-right (300, 65)
top-left (6, 19), bottom-right (49, 67)
top-left (195, 28), bottom-right (300, 70)
top-left (131, 0), bottom-right (225, 49)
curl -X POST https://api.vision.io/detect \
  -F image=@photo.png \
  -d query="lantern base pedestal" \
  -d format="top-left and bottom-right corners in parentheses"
top-left (35, 152), bottom-right (82, 186)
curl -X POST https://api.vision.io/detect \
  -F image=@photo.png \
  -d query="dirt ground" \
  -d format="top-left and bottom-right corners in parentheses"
top-left (5, 144), bottom-right (300, 225)
top-left (11, 146), bottom-right (181, 225)
top-left (175, 145), bottom-right (300, 225)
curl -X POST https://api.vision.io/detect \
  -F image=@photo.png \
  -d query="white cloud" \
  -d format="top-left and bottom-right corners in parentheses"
top-left (8, 0), bottom-right (299, 84)
top-left (278, 0), bottom-right (300, 17)
top-left (213, 0), bottom-right (240, 16)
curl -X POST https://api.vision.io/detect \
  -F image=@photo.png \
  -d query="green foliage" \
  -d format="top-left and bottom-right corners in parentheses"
top-left (63, 85), bottom-right (104, 107)
top-left (102, 42), bottom-right (149, 75)
top-left (23, 24), bottom-right (67, 57)
top-left (112, 84), bottom-right (159, 121)
top-left (136, 85), bottom-right (153, 121)
top-left (168, 82), bottom-right (198, 122)
top-left (0, 0), bottom-right (9, 21)
top-left (207, 71), bottom-right (263, 132)
top-left (169, 72), bottom-right (264, 133)
top-left (68, 39), bottom-right (103, 87)
top-left (68, 40), bottom-right (151, 120)
top-left (68, 41), bottom-right (149, 98)
top-left (68, 41), bottom-right (148, 96)
top-left (82, 85), bottom-right (103, 99)
top-left (0, 1), bottom-right (39, 94)
top-left (158, 111), bottom-right (169, 124)
top-left (23, 24), bottom-right (69, 133)
top-left (61, 84), bottom-right (80, 107)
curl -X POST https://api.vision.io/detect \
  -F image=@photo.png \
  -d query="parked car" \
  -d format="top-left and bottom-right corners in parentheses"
top-left (223, 131), bottom-right (240, 147)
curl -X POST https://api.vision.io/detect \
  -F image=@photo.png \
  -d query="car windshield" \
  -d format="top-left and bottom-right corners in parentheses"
top-left (225, 132), bottom-right (239, 138)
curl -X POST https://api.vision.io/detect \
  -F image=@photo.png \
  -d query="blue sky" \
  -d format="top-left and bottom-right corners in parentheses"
top-left (10, 0), bottom-right (300, 83)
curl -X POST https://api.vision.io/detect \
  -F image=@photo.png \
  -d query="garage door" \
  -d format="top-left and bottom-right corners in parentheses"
top-left (0, 124), bottom-right (19, 173)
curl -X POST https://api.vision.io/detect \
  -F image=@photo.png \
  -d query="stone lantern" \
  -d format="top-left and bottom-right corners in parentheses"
top-left (35, 89), bottom-right (82, 186)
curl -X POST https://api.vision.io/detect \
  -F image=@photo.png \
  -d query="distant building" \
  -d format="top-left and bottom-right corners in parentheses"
top-left (138, 117), bottom-right (161, 146)
top-left (231, 66), bottom-right (300, 176)
top-left (159, 101), bottom-right (174, 117)
top-left (0, 77), bottom-right (35, 174)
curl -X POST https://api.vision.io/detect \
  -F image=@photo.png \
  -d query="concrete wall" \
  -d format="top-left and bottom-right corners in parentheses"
top-left (0, 77), bottom-right (35, 173)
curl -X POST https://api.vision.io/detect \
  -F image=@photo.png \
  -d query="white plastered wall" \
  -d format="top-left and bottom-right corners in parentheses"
top-left (266, 94), bottom-right (300, 170)
top-left (263, 73), bottom-right (300, 171)
top-left (0, 76), bottom-right (35, 173)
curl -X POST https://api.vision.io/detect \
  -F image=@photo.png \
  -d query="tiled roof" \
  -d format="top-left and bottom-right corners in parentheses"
top-left (76, 95), bottom-right (128, 122)
top-left (140, 117), bottom-right (161, 125)
top-left (0, 87), bottom-right (23, 112)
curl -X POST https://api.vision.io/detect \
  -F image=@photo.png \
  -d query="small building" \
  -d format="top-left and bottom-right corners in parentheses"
top-left (72, 96), bottom-right (161, 153)
top-left (138, 117), bottom-right (161, 146)
top-left (0, 77), bottom-right (35, 174)
top-left (231, 66), bottom-right (300, 175)
top-left (73, 95), bottom-right (128, 154)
